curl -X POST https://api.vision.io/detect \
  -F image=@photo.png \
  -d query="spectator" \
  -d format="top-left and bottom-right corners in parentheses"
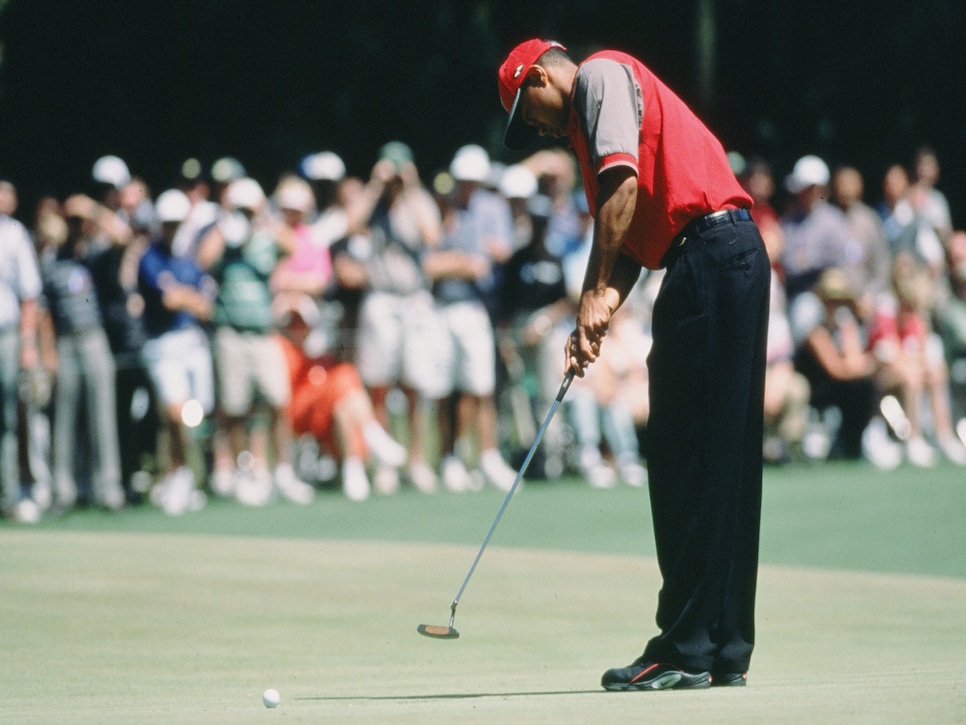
top-left (520, 148), bottom-right (582, 259)
top-left (741, 157), bottom-right (784, 264)
top-left (935, 231), bottom-right (966, 429)
top-left (779, 155), bottom-right (853, 302)
top-left (91, 155), bottom-right (131, 213)
top-left (831, 166), bottom-right (892, 320)
top-left (910, 146), bottom-right (952, 243)
top-left (878, 164), bottom-right (913, 246)
top-left (763, 280), bottom-right (812, 464)
top-left (196, 177), bottom-right (315, 507)
top-left (139, 189), bottom-right (215, 515)
top-left (351, 141), bottom-right (442, 494)
top-left (118, 176), bottom-right (156, 236)
top-left (300, 151), bottom-right (348, 245)
top-left (171, 158), bottom-right (219, 259)
top-left (87, 191), bottom-right (159, 504)
top-left (499, 163), bottom-right (540, 253)
top-left (326, 178), bottom-right (370, 360)
top-left (0, 179), bottom-right (17, 216)
top-left (789, 268), bottom-right (876, 460)
top-left (497, 190), bottom-right (570, 477)
top-left (0, 180), bottom-right (44, 522)
top-left (316, 158), bottom-right (411, 360)
top-left (424, 144), bottom-right (518, 493)
top-left (40, 194), bottom-right (126, 512)
top-left (878, 163), bottom-right (946, 275)
top-left (270, 175), bottom-right (331, 302)
top-left (19, 197), bottom-right (63, 510)
top-left (758, 193), bottom-right (811, 464)
top-left (866, 255), bottom-right (966, 466)
top-left (275, 294), bottom-right (407, 501)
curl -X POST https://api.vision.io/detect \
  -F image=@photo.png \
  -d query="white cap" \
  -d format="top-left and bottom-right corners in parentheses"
top-left (155, 189), bottom-right (191, 223)
top-left (785, 155), bottom-right (830, 194)
top-left (274, 178), bottom-right (315, 214)
top-left (300, 151), bottom-right (346, 182)
top-left (450, 144), bottom-right (491, 183)
top-left (499, 164), bottom-right (538, 199)
top-left (92, 155), bottom-right (131, 189)
top-left (226, 177), bottom-right (266, 211)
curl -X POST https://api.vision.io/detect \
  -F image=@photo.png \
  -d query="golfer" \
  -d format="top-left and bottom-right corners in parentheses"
top-left (498, 40), bottom-right (769, 690)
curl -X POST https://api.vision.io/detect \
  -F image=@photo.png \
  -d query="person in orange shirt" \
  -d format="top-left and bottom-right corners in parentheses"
top-left (275, 295), bottom-right (406, 502)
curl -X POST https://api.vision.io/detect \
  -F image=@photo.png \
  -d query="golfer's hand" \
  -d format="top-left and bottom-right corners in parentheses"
top-left (565, 330), bottom-right (586, 377)
top-left (566, 290), bottom-right (615, 377)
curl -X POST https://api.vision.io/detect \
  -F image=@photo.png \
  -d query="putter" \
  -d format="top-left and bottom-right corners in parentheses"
top-left (418, 370), bottom-right (575, 640)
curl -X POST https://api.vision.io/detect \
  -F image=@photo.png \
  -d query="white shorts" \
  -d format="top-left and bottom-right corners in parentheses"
top-left (355, 290), bottom-right (446, 397)
top-left (142, 326), bottom-right (214, 413)
top-left (434, 300), bottom-right (496, 397)
top-left (213, 327), bottom-right (290, 416)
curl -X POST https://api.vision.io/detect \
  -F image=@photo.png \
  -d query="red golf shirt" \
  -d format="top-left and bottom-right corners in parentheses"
top-left (566, 50), bottom-right (752, 269)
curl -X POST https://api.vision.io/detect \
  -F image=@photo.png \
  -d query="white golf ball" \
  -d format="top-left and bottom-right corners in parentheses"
top-left (262, 688), bottom-right (280, 709)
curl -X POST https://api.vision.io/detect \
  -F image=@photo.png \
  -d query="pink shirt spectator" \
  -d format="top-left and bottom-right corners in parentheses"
top-left (272, 222), bottom-right (332, 297)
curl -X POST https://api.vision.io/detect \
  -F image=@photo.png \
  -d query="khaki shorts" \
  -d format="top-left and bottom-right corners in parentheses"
top-left (355, 290), bottom-right (447, 397)
top-left (143, 326), bottom-right (214, 413)
top-left (213, 327), bottom-right (290, 416)
top-left (434, 300), bottom-right (496, 397)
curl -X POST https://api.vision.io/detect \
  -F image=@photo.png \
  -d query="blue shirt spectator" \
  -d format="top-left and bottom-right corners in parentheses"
top-left (139, 240), bottom-right (215, 338)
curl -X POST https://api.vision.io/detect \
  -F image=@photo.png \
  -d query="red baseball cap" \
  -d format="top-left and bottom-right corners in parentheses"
top-left (498, 39), bottom-right (566, 151)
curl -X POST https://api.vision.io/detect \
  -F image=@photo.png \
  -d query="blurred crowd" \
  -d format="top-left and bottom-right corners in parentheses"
top-left (744, 147), bottom-right (966, 471)
top-left (2, 141), bottom-right (966, 523)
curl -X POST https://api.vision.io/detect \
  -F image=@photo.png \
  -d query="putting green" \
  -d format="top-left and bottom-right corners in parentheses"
top-left (3, 531), bottom-right (964, 723)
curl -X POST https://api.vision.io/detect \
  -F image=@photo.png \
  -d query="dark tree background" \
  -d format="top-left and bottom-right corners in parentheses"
top-left (2, 0), bottom-right (965, 225)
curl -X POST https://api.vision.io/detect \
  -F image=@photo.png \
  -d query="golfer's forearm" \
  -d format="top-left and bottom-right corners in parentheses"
top-left (582, 169), bottom-right (637, 298)
top-left (607, 252), bottom-right (643, 311)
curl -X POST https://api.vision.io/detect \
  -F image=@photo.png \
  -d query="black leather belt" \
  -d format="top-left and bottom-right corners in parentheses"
top-left (679, 208), bottom-right (752, 239)
top-left (661, 208), bottom-right (754, 268)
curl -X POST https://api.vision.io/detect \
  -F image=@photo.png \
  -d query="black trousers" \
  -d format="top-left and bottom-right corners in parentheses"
top-left (642, 216), bottom-right (770, 675)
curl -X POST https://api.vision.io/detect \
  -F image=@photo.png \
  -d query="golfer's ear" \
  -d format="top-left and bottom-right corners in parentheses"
top-left (525, 65), bottom-right (548, 88)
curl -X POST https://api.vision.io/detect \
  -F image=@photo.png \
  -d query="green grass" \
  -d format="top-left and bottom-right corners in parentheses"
top-left (3, 460), bottom-right (966, 723)
top-left (33, 459), bottom-right (966, 577)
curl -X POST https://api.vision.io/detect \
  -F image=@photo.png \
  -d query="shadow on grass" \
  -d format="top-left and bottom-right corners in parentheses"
top-left (296, 690), bottom-right (603, 701)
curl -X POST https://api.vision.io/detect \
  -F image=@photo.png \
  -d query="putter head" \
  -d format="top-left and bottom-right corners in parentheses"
top-left (417, 624), bottom-right (460, 640)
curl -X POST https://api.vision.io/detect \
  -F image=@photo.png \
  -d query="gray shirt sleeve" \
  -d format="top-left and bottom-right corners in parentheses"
top-left (572, 58), bottom-right (643, 174)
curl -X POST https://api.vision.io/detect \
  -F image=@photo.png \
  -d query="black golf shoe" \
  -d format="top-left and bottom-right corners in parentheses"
top-left (711, 671), bottom-right (747, 687)
top-left (601, 658), bottom-right (711, 691)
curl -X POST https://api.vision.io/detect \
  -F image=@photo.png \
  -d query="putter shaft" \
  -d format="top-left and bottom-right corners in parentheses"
top-left (447, 371), bottom-right (575, 623)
